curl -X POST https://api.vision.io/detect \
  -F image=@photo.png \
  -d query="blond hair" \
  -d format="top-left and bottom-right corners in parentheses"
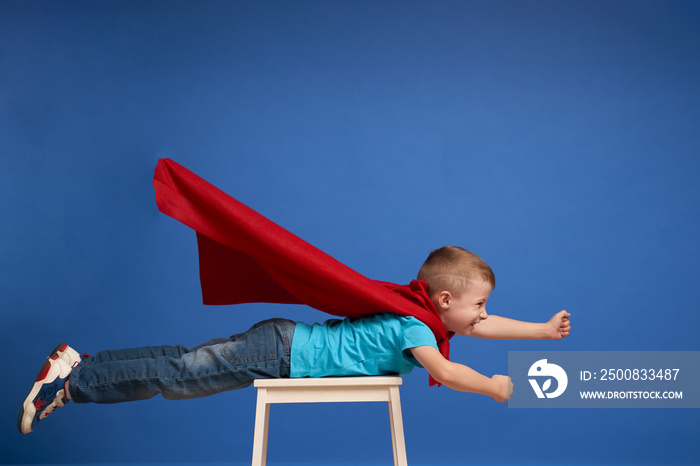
top-left (417, 245), bottom-right (495, 297)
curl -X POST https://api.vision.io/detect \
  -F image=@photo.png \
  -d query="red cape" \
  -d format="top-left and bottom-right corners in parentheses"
top-left (153, 158), bottom-right (451, 385)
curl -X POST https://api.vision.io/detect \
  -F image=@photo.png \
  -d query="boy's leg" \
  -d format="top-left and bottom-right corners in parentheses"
top-left (89, 344), bottom-right (195, 364)
top-left (69, 318), bottom-right (295, 404)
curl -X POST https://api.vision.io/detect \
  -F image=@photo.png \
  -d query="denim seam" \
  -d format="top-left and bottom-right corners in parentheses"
top-left (76, 365), bottom-right (275, 388)
top-left (280, 320), bottom-right (292, 376)
top-left (281, 320), bottom-right (291, 355)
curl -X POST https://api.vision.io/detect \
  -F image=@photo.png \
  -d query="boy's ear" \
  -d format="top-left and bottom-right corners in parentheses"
top-left (436, 290), bottom-right (452, 310)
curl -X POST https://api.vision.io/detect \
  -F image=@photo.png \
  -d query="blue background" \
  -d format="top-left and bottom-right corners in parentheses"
top-left (2, 1), bottom-right (699, 464)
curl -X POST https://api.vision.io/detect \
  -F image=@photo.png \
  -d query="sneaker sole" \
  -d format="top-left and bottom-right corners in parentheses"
top-left (18, 343), bottom-right (79, 434)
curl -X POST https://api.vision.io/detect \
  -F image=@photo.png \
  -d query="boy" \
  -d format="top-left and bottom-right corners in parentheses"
top-left (18, 245), bottom-right (571, 434)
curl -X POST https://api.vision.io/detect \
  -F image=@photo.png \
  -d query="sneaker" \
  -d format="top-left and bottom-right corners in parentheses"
top-left (18, 343), bottom-right (83, 434)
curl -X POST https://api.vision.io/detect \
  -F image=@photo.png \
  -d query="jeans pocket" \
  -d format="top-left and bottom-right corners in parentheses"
top-left (221, 321), bottom-right (279, 367)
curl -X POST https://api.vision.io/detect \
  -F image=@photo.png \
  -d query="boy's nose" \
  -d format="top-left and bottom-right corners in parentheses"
top-left (481, 309), bottom-right (488, 319)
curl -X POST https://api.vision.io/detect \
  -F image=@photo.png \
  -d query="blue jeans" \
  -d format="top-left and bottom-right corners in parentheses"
top-left (68, 318), bottom-right (295, 403)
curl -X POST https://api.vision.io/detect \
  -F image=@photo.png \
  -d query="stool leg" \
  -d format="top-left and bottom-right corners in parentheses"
top-left (252, 388), bottom-right (270, 466)
top-left (388, 386), bottom-right (408, 466)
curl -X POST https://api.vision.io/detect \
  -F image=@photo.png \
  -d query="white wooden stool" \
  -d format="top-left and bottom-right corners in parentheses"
top-left (252, 376), bottom-right (407, 466)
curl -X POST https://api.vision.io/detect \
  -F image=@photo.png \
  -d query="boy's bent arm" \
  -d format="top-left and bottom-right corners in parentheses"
top-left (470, 311), bottom-right (571, 340)
top-left (410, 346), bottom-right (513, 402)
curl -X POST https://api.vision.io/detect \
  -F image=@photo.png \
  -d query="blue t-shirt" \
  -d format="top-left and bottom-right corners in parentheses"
top-left (290, 313), bottom-right (438, 378)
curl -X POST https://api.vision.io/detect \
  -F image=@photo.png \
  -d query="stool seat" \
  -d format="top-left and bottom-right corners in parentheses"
top-left (252, 376), bottom-right (407, 466)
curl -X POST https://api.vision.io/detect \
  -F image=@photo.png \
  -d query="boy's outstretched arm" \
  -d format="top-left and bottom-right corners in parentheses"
top-left (470, 310), bottom-right (571, 340)
top-left (410, 345), bottom-right (513, 402)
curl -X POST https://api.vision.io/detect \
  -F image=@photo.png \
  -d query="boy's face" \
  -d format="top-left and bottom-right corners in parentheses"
top-left (435, 279), bottom-right (491, 336)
